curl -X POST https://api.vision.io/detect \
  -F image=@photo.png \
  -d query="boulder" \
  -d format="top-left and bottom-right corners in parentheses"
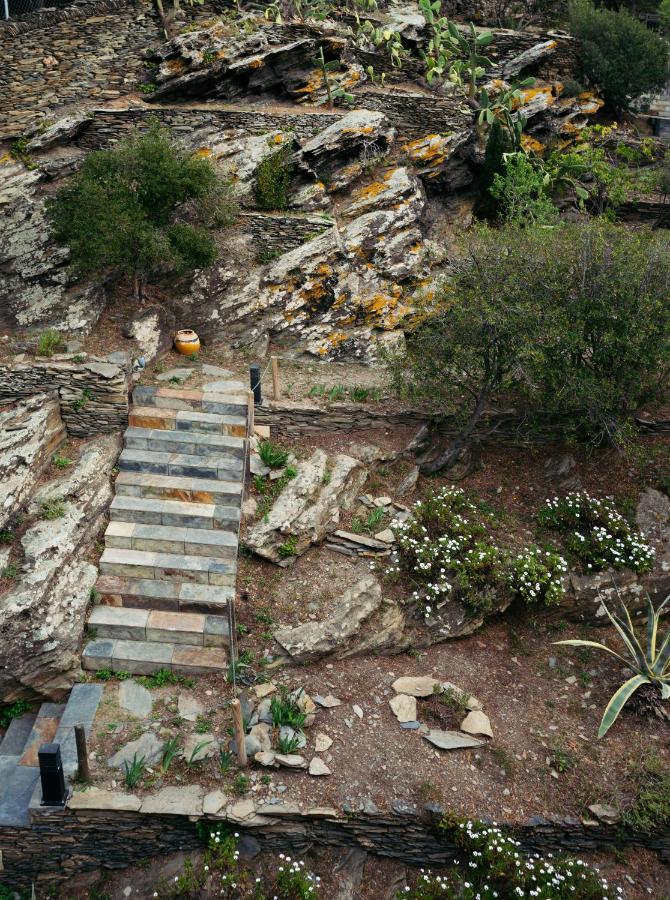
top-left (246, 449), bottom-right (367, 563)
top-left (402, 130), bottom-right (474, 188)
top-left (0, 394), bottom-right (66, 529)
top-left (297, 110), bottom-right (396, 192)
top-left (0, 434), bottom-right (120, 701)
top-left (25, 111), bottom-right (92, 152)
top-left (273, 576), bottom-right (405, 661)
top-left (122, 305), bottom-right (176, 362)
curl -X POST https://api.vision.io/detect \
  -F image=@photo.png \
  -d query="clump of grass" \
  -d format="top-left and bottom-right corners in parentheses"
top-left (52, 453), bottom-right (73, 469)
top-left (258, 440), bottom-right (289, 469)
top-left (37, 329), bottom-right (65, 358)
top-left (219, 749), bottom-right (234, 773)
top-left (138, 668), bottom-right (194, 689)
top-left (123, 753), bottom-right (146, 788)
top-left (270, 688), bottom-right (307, 730)
top-left (161, 738), bottom-right (181, 774)
top-left (277, 534), bottom-right (298, 558)
top-left (40, 497), bottom-right (66, 520)
top-left (195, 715), bottom-right (213, 734)
top-left (623, 752), bottom-right (670, 833)
top-left (1, 563), bottom-right (18, 581)
top-left (232, 773), bottom-right (250, 796)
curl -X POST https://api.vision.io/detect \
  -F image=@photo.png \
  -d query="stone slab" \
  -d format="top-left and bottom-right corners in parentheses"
top-left (112, 639), bottom-right (174, 674)
top-left (141, 785), bottom-right (204, 816)
top-left (69, 788), bottom-right (142, 811)
top-left (0, 715), bottom-right (37, 757)
top-left (119, 680), bottom-right (153, 719)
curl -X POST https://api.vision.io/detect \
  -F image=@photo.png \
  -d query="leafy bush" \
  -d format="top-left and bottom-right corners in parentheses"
top-left (538, 492), bottom-right (655, 573)
top-left (254, 144), bottom-right (293, 211)
top-left (37, 329), bottom-right (65, 357)
top-left (386, 222), bottom-right (670, 452)
top-left (490, 152), bottom-right (558, 225)
top-left (424, 818), bottom-right (620, 898)
top-left (393, 487), bottom-right (567, 617)
top-left (569, 0), bottom-right (668, 110)
top-left (48, 124), bottom-right (236, 300)
top-left (0, 699), bottom-right (32, 729)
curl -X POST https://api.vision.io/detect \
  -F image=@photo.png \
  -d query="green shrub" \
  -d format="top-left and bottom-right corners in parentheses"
top-left (270, 688), bottom-right (307, 730)
top-left (40, 497), bottom-right (66, 520)
top-left (569, 0), bottom-right (668, 110)
top-left (254, 144), bottom-right (293, 211)
top-left (0, 699), bottom-right (32, 729)
top-left (37, 329), bottom-right (65, 358)
top-left (490, 152), bottom-right (559, 225)
top-left (538, 491), bottom-right (655, 573)
top-left (47, 124), bottom-right (236, 301)
top-left (258, 439), bottom-right (289, 469)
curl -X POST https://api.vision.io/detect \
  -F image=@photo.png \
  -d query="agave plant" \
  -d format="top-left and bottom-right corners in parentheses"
top-left (555, 592), bottom-right (669, 737)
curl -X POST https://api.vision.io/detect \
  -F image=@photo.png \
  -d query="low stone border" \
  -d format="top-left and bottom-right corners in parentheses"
top-left (0, 795), bottom-right (667, 889)
top-left (0, 358), bottom-right (130, 437)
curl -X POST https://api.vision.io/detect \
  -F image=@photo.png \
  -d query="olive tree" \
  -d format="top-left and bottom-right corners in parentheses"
top-left (48, 125), bottom-right (236, 301)
top-left (386, 223), bottom-right (670, 471)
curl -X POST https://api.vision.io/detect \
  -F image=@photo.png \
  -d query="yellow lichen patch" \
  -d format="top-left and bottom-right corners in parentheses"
top-left (271, 134), bottom-right (285, 145)
top-left (402, 135), bottom-right (450, 170)
top-left (0, 153), bottom-right (12, 165)
top-left (521, 135), bottom-right (545, 155)
top-left (195, 147), bottom-right (213, 158)
top-left (317, 331), bottom-right (349, 355)
top-left (316, 263), bottom-right (333, 277)
top-left (341, 125), bottom-right (376, 136)
top-left (514, 85), bottom-right (554, 109)
top-left (352, 180), bottom-right (388, 201)
top-left (166, 59), bottom-right (186, 74)
top-left (248, 57), bottom-right (265, 70)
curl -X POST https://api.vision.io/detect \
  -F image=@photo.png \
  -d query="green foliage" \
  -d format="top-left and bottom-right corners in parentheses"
top-left (123, 753), bottom-right (146, 788)
top-left (0, 699), bottom-right (32, 729)
top-left (276, 733), bottom-right (302, 754)
top-left (386, 222), bottom-right (670, 448)
top-left (52, 453), bottom-right (73, 469)
top-left (270, 688), bottom-right (307, 730)
top-left (490, 152), bottom-right (559, 225)
top-left (219, 748), bottom-right (234, 773)
top-left (160, 737), bottom-right (181, 773)
top-left (556, 592), bottom-right (670, 737)
top-left (394, 487), bottom-right (567, 617)
top-left (232, 773), bottom-right (250, 796)
top-left (258, 439), bottom-right (290, 469)
top-left (538, 492), bottom-right (655, 573)
top-left (195, 714), bottom-right (213, 734)
top-left (277, 534), bottom-right (299, 558)
top-left (47, 124), bottom-right (236, 299)
top-left (623, 752), bottom-right (670, 832)
top-left (40, 497), bottom-right (66, 520)
top-left (547, 142), bottom-right (633, 216)
top-left (37, 329), bottom-right (65, 357)
top-left (254, 144), bottom-right (293, 211)
top-left (1, 563), bottom-right (18, 581)
top-left (569, 0), bottom-right (668, 110)
top-left (138, 668), bottom-right (194, 689)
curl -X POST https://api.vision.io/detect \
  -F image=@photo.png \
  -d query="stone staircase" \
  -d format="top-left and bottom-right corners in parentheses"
top-left (0, 684), bottom-right (103, 826)
top-left (82, 380), bottom-right (249, 677)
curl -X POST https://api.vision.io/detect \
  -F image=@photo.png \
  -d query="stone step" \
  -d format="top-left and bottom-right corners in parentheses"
top-left (115, 471), bottom-right (243, 505)
top-left (88, 605), bottom-right (228, 647)
top-left (99, 547), bottom-right (236, 587)
top-left (132, 385), bottom-right (248, 416)
top-left (0, 713), bottom-right (37, 757)
top-left (55, 683), bottom-right (105, 778)
top-left (118, 448), bottom-right (243, 481)
top-left (105, 521), bottom-right (237, 559)
top-left (18, 703), bottom-right (66, 768)
top-left (128, 406), bottom-right (247, 437)
top-left (110, 495), bottom-right (240, 530)
top-left (124, 426), bottom-right (246, 459)
top-left (95, 574), bottom-right (233, 614)
top-left (82, 638), bottom-right (228, 676)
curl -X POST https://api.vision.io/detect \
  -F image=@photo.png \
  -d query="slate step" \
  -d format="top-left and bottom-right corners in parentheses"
top-left (0, 758), bottom-right (40, 827)
top-left (105, 521), bottom-right (238, 559)
top-left (115, 471), bottom-right (243, 505)
top-left (82, 638), bottom-right (228, 676)
top-left (99, 547), bottom-right (236, 586)
top-left (110, 495), bottom-right (240, 530)
top-left (133, 385), bottom-right (248, 416)
top-left (118, 448), bottom-right (243, 481)
top-left (129, 406), bottom-right (247, 437)
top-left (18, 703), bottom-right (66, 767)
top-left (0, 713), bottom-right (37, 757)
top-left (88, 605), bottom-right (228, 647)
top-left (124, 426), bottom-right (246, 459)
top-left (54, 683), bottom-right (105, 779)
top-left (95, 574), bottom-right (233, 614)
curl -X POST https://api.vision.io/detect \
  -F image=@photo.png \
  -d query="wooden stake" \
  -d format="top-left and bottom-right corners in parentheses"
top-left (231, 699), bottom-right (248, 768)
top-left (74, 724), bottom-right (90, 782)
top-left (247, 389), bottom-right (254, 435)
top-left (271, 356), bottom-right (280, 401)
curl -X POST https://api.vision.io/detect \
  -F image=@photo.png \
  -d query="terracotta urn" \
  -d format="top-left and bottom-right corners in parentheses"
top-left (174, 329), bottom-right (200, 356)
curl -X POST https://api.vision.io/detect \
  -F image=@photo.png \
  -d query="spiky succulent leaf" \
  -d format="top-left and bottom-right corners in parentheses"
top-left (598, 674), bottom-right (649, 738)
top-left (662, 682), bottom-right (670, 700)
top-left (554, 639), bottom-right (630, 668)
top-left (654, 631), bottom-right (670, 675)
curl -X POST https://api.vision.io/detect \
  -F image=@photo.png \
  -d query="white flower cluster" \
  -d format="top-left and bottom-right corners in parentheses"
top-left (539, 492), bottom-right (655, 574)
top-left (508, 547), bottom-right (568, 607)
top-left (277, 853), bottom-right (321, 895)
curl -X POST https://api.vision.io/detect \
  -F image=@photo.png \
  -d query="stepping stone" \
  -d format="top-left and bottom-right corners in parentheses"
top-left (170, 645), bottom-right (228, 675)
top-left (89, 605), bottom-right (149, 640)
top-left (133, 386), bottom-right (247, 417)
top-left (69, 788), bottom-right (142, 811)
top-left (112, 639), bottom-right (173, 675)
top-left (389, 694), bottom-right (417, 723)
top-left (124, 427), bottom-right (245, 459)
top-left (203, 379), bottom-right (246, 394)
top-left (115, 471), bottom-right (242, 505)
top-left (94, 575), bottom-right (234, 614)
top-left (0, 714), bottom-right (37, 757)
top-left (177, 693), bottom-right (204, 722)
top-left (119, 680), bottom-right (153, 719)
top-left (108, 731), bottom-right (163, 768)
top-left (59, 684), bottom-right (104, 730)
top-left (129, 407), bottom-right (246, 437)
top-left (19, 711), bottom-right (60, 767)
top-left (0, 758), bottom-right (40, 826)
top-left (146, 610), bottom-right (206, 645)
top-left (141, 785), bottom-right (204, 816)
top-left (105, 522), bottom-right (238, 560)
top-left (392, 676), bottom-right (440, 697)
top-left (202, 364), bottom-right (234, 377)
top-left (422, 729), bottom-right (485, 751)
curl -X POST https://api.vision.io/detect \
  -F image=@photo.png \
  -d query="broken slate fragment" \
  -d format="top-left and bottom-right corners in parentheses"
top-left (308, 757), bottom-right (332, 776)
top-left (314, 732), bottom-right (333, 752)
top-left (423, 729), bottom-right (485, 751)
top-left (392, 676), bottom-right (440, 697)
top-left (389, 694), bottom-right (417, 723)
top-left (313, 694), bottom-right (342, 708)
top-left (460, 710), bottom-right (493, 739)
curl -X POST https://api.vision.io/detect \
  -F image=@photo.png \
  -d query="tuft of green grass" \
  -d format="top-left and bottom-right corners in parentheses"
top-left (623, 752), bottom-right (670, 833)
top-left (138, 668), bottom-right (194, 689)
top-left (232, 773), bottom-right (250, 796)
top-left (37, 329), bottom-right (65, 358)
top-left (40, 497), bottom-right (66, 520)
top-left (52, 453), bottom-right (73, 469)
top-left (258, 440), bottom-right (289, 469)
top-left (123, 753), bottom-right (146, 788)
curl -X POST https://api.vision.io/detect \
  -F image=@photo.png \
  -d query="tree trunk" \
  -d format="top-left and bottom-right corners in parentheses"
top-left (419, 380), bottom-right (493, 475)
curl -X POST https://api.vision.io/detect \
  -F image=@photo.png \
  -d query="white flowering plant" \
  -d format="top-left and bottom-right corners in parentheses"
top-left (538, 492), bottom-right (654, 574)
top-left (393, 487), bottom-right (567, 618)
top-left (397, 819), bottom-right (622, 899)
top-left (155, 827), bottom-right (321, 899)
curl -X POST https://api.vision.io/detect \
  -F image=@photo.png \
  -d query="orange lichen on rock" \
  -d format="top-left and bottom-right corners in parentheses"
top-left (195, 147), bottom-right (213, 157)
top-left (248, 57), bottom-right (265, 70)
top-left (317, 331), bottom-right (349, 355)
top-left (521, 135), bottom-right (545, 155)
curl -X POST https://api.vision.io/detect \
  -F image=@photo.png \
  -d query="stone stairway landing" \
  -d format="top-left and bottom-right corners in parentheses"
top-left (0, 684), bottom-right (102, 826)
top-left (83, 376), bottom-right (249, 676)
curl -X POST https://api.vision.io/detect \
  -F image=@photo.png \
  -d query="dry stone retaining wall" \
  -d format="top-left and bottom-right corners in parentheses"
top-left (0, 804), bottom-right (667, 890)
top-left (0, 359), bottom-right (130, 436)
top-left (240, 212), bottom-right (333, 256)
